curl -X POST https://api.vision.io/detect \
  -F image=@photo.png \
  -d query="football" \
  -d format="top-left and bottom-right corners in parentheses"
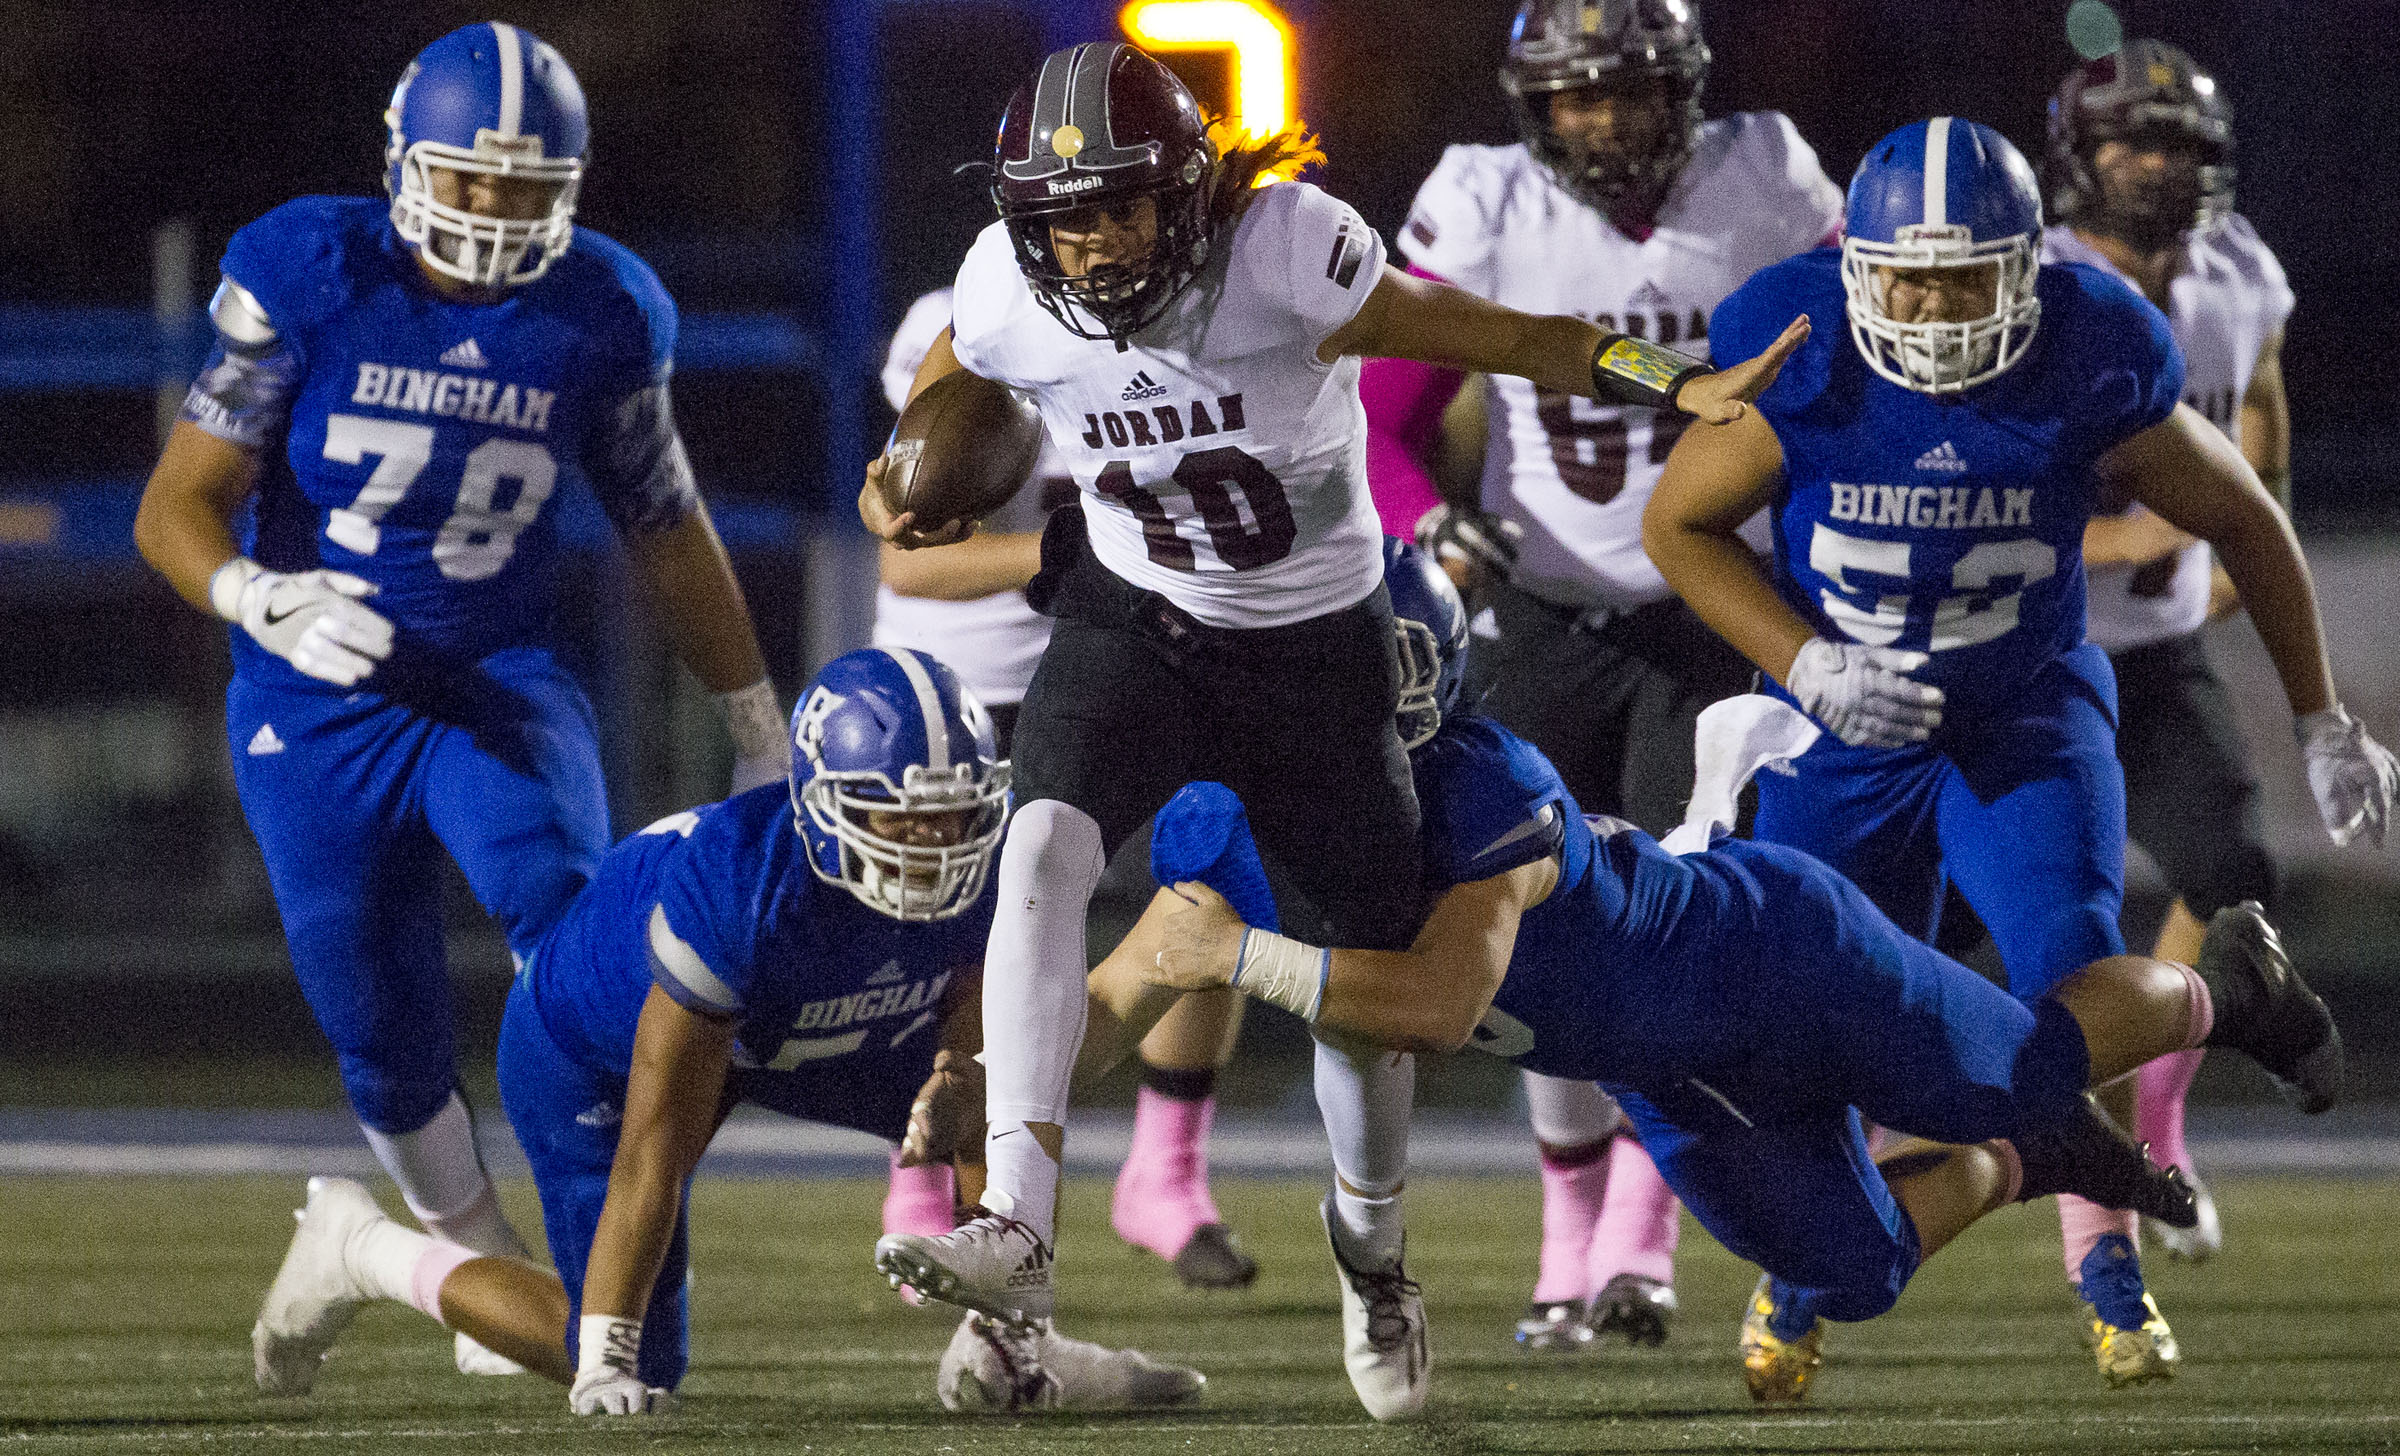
top-left (879, 370), bottom-right (1045, 531)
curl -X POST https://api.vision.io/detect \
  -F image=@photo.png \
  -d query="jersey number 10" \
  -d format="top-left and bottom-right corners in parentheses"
top-left (320, 413), bottom-right (558, 581)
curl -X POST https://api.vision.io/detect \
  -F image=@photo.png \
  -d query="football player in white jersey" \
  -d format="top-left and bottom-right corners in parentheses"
top-left (871, 288), bottom-right (1259, 1291)
top-left (2041, 39), bottom-right (2289, 1296)
top-left (1363, 0), bottom-right (1845, 1352)
top-left (857, 42), bottom-right (1805, 1415)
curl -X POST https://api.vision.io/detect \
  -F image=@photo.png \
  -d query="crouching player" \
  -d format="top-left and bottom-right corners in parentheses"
top-left (1125, 587), bottom-right (2341, 1408)
top-left (250, 649), bottom-right (1203, 1415)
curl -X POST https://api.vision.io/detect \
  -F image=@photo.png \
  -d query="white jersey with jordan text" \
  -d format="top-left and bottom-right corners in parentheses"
top-left (949, 180), bottom-right (1388, 629)
top-left (2045, 214), bottom-right (2292, 650)
top-left (871, 287), bottom-right (1071, 706)
top-left (1400, 114), bottom-right (1843, 611)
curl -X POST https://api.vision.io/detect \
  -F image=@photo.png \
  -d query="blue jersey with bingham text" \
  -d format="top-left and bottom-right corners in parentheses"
top-left (184, 197), bottom-right (698, 687)
top-left (1709, 248), bottom-right (2182, 718)
top-left (522, 786), bottom-right (992, 1140)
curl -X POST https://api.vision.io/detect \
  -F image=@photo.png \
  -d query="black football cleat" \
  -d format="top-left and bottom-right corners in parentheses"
top-left (2200, 901), bottom-right (2344, 1114)
top-left (1589, 1273), bottom-right (1676, 1347)
top-left (2013, 1092), bottom-right (2197, 1229)
top-left (1170, 1223), bottom-right (1260, 1291)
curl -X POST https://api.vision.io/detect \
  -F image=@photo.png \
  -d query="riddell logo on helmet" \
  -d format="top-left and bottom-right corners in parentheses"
top-left (1046, 176), bottom-right (1106, 196)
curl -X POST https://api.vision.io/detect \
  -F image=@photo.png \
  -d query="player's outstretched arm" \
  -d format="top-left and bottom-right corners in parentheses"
top-left (2104, 402), bottom-right (2398, 845)
top-left (1147, 866), bottom-right (1552, 1054)
top-left (1323, 265), bottom-right (1807, 423)
top-left (622, 505), bottom-right (784, 792)
top-left (574, 984), bottom-right (734, 1415)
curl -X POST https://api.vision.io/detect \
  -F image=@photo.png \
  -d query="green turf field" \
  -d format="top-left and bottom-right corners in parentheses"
top-left (5, 1174), bottom-right (2396, 1453)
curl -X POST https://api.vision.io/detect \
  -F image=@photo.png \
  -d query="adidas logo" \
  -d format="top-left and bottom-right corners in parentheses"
top-left (1120, 369), bottom-right (1168, 401)
top-left (1914, 440), bottom-right (1968, 473)
top-left (247, 723), bottom-right (284, 756)
top-left (1627, 280), bottom-right (1671, 311)
top-left (865, 959), bottom-right (905, 987)
top-left (439, 337), bottom-right (489, 369)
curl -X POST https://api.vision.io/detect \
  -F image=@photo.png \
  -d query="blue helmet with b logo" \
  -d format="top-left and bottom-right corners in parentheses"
top-left (788, 649), bottom-right (1011, 922)
top-left (384, 23), bottom-right (588, 288)
top-left (1841, 118), bottom-right (2043, 394)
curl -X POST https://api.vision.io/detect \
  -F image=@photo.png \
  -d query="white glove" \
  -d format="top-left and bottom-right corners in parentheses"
top-left (716, 679), bottom-right (790, 794)
top-left (1413, 502), bottom-right (1522, 587)
top-left (2297, 705), bottom-right (2399, 848)
top-left (1784, 637), bottom-right (1945, 748)
top-left (569, 1315), bottom-right (673, 1415)
top-left (210, 557), bottom-right (393, 688)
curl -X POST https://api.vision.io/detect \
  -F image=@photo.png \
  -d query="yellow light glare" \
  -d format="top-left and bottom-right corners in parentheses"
top-left (1120, 0), bottom-right (1294, 140)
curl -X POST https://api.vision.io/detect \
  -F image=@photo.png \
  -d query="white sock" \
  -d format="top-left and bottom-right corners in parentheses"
top-left (1313, 1035), bottom-right (1413, 1263)
top-left (979, 800), bottom-right (1105, 1244)
top-left (1522, 1071), bottom-right (1619, 1148)
top-left (346, 1212), bottom-right (436, 1308)
top-left (984, 1121), bottom-right (1062, 1244)
top-left (359, 1093), bottom-right (525, 1257)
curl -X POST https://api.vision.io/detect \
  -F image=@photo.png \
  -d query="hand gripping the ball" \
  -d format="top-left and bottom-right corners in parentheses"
top-left (211, 559), bottom-right (395, 688)
top-left (1785, 637), bottom-right (1945, 748)
top-left (860, 454), bottom-right (976, 550)
top-left (2297, 705), bottom-right (2400, 849)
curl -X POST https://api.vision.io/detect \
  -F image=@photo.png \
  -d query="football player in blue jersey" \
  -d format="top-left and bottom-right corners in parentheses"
top-left (132, 24), bottom-right (787, 1377)
top-left (1641, 117), bottom-right (2397, 1386)
top-left (1113, 550), bottom-right (2342, 1410)
top-left (248, 649), bottom-right (1204, 1416)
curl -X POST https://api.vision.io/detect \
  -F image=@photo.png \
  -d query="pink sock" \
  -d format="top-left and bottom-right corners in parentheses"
top-left (2137, 1049), bottom-right (2204, 1178)
top-left (1587, 1134), bottom-right (1680, 1290)
top-left (1111, 1086), bottom-right (1222, 1258)
top-left (408, 1241), bottom-right (477, 1322)
top-left (2059, 1195), bottom-right (2138, 1283)
top-left (1531, 1138), bottom-right (1610, 1304)
top-left (882, 1147), bottom-right (958, 1238)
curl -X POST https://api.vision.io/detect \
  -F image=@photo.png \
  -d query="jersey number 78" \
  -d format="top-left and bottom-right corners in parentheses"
top-left (320, 413), bottom-right (558, 581)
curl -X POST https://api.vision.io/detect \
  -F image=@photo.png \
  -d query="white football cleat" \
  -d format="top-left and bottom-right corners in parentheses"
top-left (876, 1206), bottom-right (1054, 1322)
top-left (1322, 1194), bottom-right (1428, 1422)
top-left (938, 1312), bottom-right (1205, 1412)
top-left (454, 1331), bottom-right (529, 1376)
top-left (253, 1176), bottom-right (381, 1396)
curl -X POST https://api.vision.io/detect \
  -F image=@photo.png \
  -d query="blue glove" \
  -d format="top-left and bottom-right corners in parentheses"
top-left (1151, 782), bottom-right (1280, 932)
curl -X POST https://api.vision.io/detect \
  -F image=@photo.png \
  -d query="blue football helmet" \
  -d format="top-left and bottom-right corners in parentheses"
top-left (788, 649), bottom-right (1011, 921)
top-left (1841, 117), bottom-right (2043, 394)
top-left (1383, 538), bottom-right (1470, 750)
top-left (384, 23), bottom-right (588, 288)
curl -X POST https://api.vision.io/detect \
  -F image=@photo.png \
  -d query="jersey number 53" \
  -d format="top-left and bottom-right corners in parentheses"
top-left (1809, 523), bottom-right (2058, 652)
top-left (320, 414), bottom-right (558, 581)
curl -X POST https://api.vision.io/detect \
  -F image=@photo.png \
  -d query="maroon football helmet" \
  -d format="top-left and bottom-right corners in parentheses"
top-left (1500, 0), bottom-right (1709, 228)
top-left (2043, 39), bottom-right (2236, 253)
top-left (991, 43), bottom-right (1217, 342)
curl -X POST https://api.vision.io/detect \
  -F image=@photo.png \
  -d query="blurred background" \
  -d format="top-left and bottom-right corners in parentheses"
top-left (2, 0), bottom-right (2395, 1114)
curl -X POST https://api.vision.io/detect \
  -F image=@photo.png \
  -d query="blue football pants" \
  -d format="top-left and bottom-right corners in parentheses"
top-left (229, 647), bottom-right (609, 1134)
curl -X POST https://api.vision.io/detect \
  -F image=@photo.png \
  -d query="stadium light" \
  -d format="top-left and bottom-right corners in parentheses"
top-left (1119, 0), bottom-right (1294, 139)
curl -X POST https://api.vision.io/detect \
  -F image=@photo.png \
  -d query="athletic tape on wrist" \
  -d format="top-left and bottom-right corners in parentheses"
top-left (208, 557), bottom-right (263, 624)
top-left (714, 678), bottom-right (786, 762)
top-left (1231, 927), bottom-right (1329, 1023)
top-left (578, 1313), bottom-right (642, 1378)
top-left (1588, 332), bottom-right (1714, 414)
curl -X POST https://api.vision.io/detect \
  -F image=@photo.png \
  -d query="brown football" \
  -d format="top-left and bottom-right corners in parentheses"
top-left (879, 371), bottom-right (1046, 530)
